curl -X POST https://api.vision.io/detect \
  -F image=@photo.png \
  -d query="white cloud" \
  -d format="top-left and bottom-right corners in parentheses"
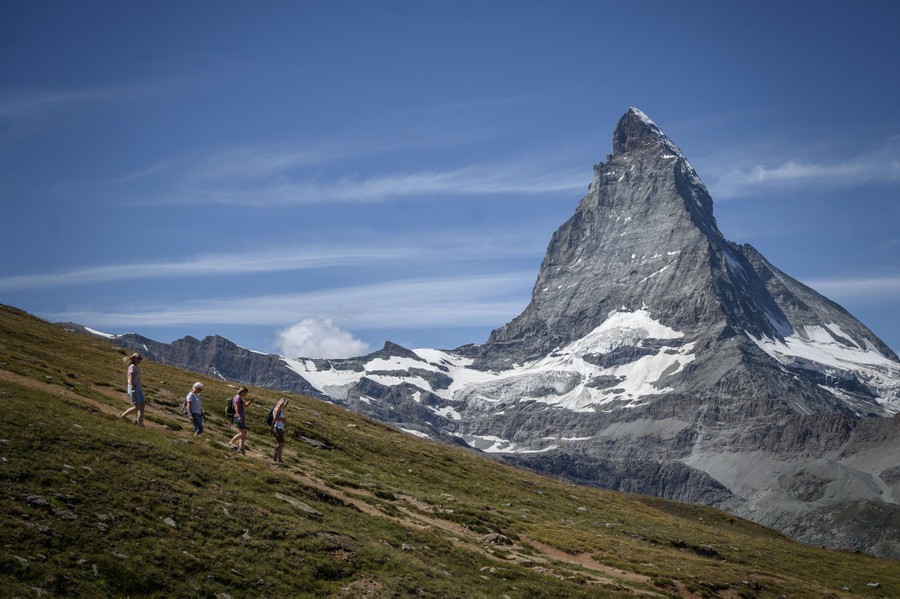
top-left (275, 318), bottom-right (370, 358)
top-left (703, 135), bottom-right (900, 199)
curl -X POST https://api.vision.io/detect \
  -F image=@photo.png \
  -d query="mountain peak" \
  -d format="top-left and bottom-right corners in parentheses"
top-left (612, 107), bottom-right (683, 158)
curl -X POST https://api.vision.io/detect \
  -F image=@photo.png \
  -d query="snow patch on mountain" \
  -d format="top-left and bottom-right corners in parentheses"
top-left (400, 428), bottom-right (431, 440)
top-left (85, 326), bottom-right (117, 339)
top-left (462, 433), bottom-right (559, 454)
top-left (281, 358), bottom-right (363, 400)
top-left (281, 309), bottom-right (696, 415)
top-left (456, 309), bottom-right (695, 412)
top-left (748, 326), bottom-right (900, 412)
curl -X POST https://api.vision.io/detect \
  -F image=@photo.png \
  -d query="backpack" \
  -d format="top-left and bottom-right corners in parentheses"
top-left (225, 397), bottom-right (236, 418)
top-left (180, 400), bottom-right (188, 415)
top-left (266, 407), bottom-right (275, 426)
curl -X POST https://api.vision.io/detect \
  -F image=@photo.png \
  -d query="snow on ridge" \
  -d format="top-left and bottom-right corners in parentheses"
top-left (400, 428), bottom-right (431, 440)
top-left (281, 356), bottom-right (362, 400)
top-left (413, 348), bottom-right (473, 368)
top-left (432, 405), bottom-right (461, 420)
top-left (587, 308), bottom-right (684, 346)
top-left (747, 326), bottom-right (900, 408)
top-left (84, 326), bottom-right (117, 339)
top-left (238, 345), bottom-right (269, 356)
top-left (367, 373), bottom-right (435, 391)
top-left (462, 433), bottom-right (559, 454)
top-left (824, 323), bottom-right (859, 348)
top-left (365, 356), bottom-right (427, 372)
top-left (459, 309), bottom-right (696, 413)
top-left (778, 325), bottom-right (889, 364)
top-left (747, 327), bottom-right (894, 369)
top-left (282, 309), bottom-right (697, 414)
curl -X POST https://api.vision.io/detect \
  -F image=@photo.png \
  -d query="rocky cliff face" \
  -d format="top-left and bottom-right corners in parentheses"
top-left (90, 108), bottom-right (900, 558)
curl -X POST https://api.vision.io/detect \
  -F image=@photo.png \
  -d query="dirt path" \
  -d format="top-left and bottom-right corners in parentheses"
top-left (0, 367), bottom-right (695, 597)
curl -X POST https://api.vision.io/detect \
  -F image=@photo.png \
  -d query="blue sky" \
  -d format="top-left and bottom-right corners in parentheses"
top-left (2, 1), bottom-right (899, 358)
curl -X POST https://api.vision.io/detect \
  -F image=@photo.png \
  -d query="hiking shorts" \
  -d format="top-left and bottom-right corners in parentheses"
top-left (233, 417), bottom-right (247, 430)
top-left (128, 387), bottom-right (145, 405)
top-left (272, 426), bottom-right (284, 443)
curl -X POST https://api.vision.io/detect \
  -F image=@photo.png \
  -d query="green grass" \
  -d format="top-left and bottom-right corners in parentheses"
top-left (0, 303), bottom-right (898, 597)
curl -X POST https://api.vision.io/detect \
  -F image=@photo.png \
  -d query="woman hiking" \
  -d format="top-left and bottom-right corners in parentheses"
top-left (271, 398), bottom-right (289, 462)
top-left (186, 382), bottom-right (204, 436)
top-left (228, 387), bottom-right (257, 455)
top-left (120, 353), bottom-right (145, 426)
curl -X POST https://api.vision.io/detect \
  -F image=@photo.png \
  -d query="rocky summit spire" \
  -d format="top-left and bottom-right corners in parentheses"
top-left (484, 107), bottom-right (727, 360)
top-left (612, 107), bottom-right (684, 157)
top-left (483, 108), bottom-right (897, 413)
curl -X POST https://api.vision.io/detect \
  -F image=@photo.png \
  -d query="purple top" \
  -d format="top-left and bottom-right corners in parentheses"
top-left (233, 394), bottom-right (245, 421)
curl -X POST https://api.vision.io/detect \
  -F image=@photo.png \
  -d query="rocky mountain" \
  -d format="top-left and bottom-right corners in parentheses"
top-left (90, 108), bottom-right (900, 558)
top-left (65, 326), bottom-right (328, 400)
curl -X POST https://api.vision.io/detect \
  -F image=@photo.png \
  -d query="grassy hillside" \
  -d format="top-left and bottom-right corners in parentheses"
top-left (0, 304), bottom-right (897, 598)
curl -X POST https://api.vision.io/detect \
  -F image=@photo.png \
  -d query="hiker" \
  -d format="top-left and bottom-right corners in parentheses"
top-left (228, 386), bottom-right (257, 455)
top-left (186, 382), bottom-right (204, 436)
top-left (271, 398), bottom-right (289, 462)
top-left (120, 353), bottom-right (145, 426)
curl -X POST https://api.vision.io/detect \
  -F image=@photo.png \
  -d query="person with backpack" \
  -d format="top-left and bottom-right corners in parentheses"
top-left (270, 398), bottom-right (289, 462)
top-left (120, 353), bottom-right (145, 426)
top-left (228, 387), bottom-right (256, 455)
top-left (185, 382), bottom-right (204, 436)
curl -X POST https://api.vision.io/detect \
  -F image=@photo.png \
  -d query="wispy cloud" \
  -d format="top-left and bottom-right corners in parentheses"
top-left (153, 161), bottom-right (588, 206)
top-left (0, 232), bottom-right (546, 292)
top-left (189, 144), bottom-right (342, 180)
top-left (0, 89), bottom-right (116, 120)
top-left (0, 82), bottom-right (167, 124)
top-left (43, 272), bottom-right (534, 330)
top-left (803, 274), bottom-right (900, 301)
top-left (187, 130), bottom-right (493, 183)
top-left (704, 135), bottom-right (900, 199)
top-left (88, 161), bottom-right (178, 186)
top-left (77, 122), bottom-right (586, 207)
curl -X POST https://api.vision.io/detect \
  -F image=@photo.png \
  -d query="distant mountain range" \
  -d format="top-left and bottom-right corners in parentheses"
top-left (80, 108), bottom-right (900, 558)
